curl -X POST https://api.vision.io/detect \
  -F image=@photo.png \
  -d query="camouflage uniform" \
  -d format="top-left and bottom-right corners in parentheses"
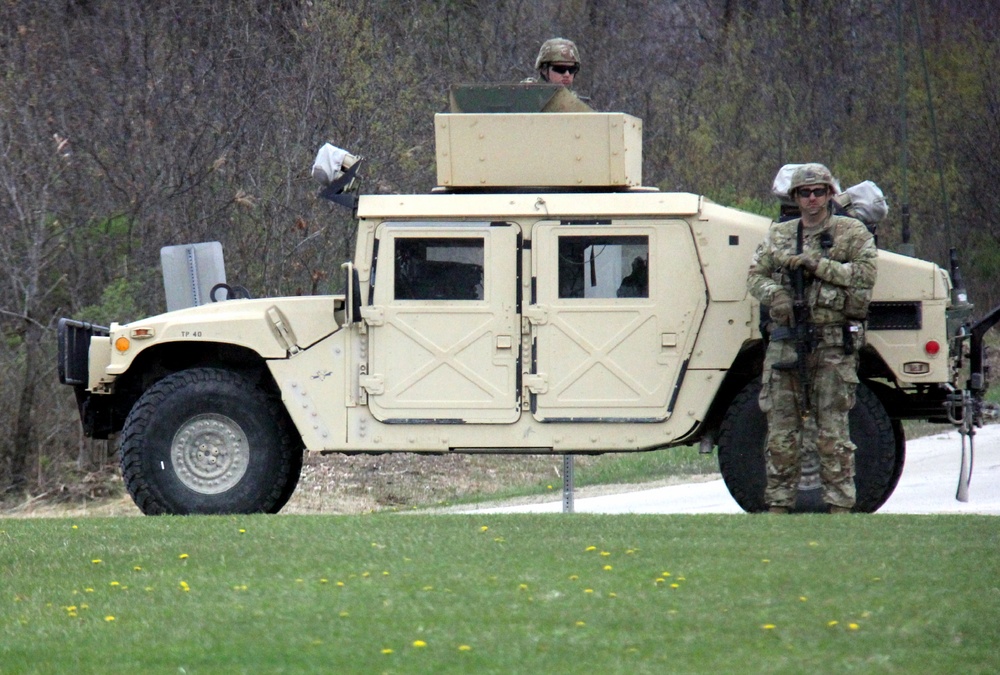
top-left (748, 208), bottom-right (877, 510)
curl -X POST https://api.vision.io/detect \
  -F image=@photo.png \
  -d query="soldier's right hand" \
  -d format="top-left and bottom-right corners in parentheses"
top-left (768, 291), bottom-right (793, 325)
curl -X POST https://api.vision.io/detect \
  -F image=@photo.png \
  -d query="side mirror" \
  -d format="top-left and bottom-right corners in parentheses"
top-left (313, 144), bottom-right (363, 209)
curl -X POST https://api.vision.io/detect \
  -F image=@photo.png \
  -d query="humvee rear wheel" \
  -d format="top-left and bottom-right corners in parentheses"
top-left (120, 368), bottom-right (302, 515)
top-left (717, 380), bottom-right (901, 513)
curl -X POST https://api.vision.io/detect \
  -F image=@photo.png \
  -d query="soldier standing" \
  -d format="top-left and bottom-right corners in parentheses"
top-left (747, 164), bottom-right (878, 514)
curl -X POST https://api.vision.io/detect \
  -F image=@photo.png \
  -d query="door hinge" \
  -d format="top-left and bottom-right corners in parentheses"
top-left (523, 305), bottom-right (548, 325)
top-left (360, 305), bottom-right (385, 327)
top-left (359, 373), bottom-right (384, 395)
top-left (523, 373), bottom-right (548, 394)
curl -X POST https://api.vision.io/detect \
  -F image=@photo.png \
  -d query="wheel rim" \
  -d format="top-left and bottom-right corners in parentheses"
top-left (171, 413), bottom-right (249, 494)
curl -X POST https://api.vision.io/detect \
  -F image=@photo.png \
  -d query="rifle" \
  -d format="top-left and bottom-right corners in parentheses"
top-left (772, 222), bottom-right (815, 417)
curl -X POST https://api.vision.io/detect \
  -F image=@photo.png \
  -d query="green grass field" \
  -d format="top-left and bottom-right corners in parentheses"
top-left (2, 514), bottom-right (997, 674)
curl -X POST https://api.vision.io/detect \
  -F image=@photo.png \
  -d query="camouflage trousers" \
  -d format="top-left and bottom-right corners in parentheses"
top-left (758, 338), bottom-right (860, 509)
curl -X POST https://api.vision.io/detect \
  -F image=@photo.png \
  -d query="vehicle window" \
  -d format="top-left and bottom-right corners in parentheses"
top-left (394, 237), bottom-right (485, 300)
top-left (557, 235), bottom-right (649, 299)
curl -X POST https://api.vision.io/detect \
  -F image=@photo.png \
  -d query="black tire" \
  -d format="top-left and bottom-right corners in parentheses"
top-left (120, 368), bottom-right (303, 515)
top-left (717, 379), bottom-right (901, 513)
top-left (273, 447), bottom-right (305, 513)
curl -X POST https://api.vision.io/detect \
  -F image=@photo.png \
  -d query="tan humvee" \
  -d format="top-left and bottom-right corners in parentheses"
top-left (58, 85), bottom-right (998, 515)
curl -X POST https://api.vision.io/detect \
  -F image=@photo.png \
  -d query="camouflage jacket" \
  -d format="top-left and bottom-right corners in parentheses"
top-left (748, 212), bottom-right (877, 325)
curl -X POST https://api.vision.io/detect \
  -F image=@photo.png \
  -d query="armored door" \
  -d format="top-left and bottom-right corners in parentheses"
top-left (364, 222), bottom-right (520, 423)
top-left (527, 221), bottom-right (707, 421)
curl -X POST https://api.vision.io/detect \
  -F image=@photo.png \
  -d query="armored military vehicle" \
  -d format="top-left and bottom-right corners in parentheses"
top-left (58, 85), bottom-right (999, 515)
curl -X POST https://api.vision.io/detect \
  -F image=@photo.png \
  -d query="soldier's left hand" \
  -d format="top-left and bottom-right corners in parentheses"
top-left (787, 253), bottom-right (819, 272)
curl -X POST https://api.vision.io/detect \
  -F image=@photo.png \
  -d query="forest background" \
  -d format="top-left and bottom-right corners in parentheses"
top-left (1, 0), bottom-right (997, 500)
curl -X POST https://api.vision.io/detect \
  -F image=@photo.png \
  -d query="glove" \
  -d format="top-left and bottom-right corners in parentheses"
top-left (768, 290), bottom-right (793, 325)
top-left (787, 253), bottom-right (820, 273)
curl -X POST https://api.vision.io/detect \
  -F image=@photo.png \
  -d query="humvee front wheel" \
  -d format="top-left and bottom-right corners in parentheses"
top-left (717, 379), bottom-right (901, 513)
top-left (120, 368), bottom-right (302, 515)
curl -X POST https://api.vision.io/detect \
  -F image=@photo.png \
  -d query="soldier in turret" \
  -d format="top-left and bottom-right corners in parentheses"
top-left (748, 163), bottom-right (878, 514)
top-left (531, 38), bottom-right (581, 87)
top-left (521, 38), bottom-right (593, 112)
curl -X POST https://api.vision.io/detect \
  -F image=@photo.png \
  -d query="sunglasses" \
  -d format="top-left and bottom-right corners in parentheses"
top-left (796, 187), bottom-right (829, 199)
top-left (548, 64), bottom-right (579, 75)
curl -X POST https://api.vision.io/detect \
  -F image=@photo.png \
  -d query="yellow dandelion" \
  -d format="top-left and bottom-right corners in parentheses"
top-left (799, 596), bottom-right (808, 602)
top-left (608, 592), bottom-right (618, 598)
top-left (412, 640), bottom-right (427, 648)
top-left (762, 624), bottom-right (776, 630)
top-left (519, 583), bottom-right (529, 591)
top-left (655, 578), bottom-right (665, 585)
top-left (603, 565), bottom-right (613, 571)
top-left (109, 581), bottom-right (120, 587)
top-left (677, 576), bottom-right (686, 581)
top-left (585, 545), bottom-right (596, 552)
top-left (569, 575), bottom-right (579, 581)
top-left (80, 604), bottom-right (88, 610)
top-left (381, 648), bottom-right (393, 655)
top-left (72, 525), bottom-right (78, 530)
top-left (339, 611), bottom-right (349, 618)
top-left (626, 549), bottom-right (635, 554)
top-left (827, 620), bottom-right (839, 627)
top-left (320, 579), bottom-right (328, 584)
top-left (670, 583), bottom-right (680, 589)
top-left (600, 551), bottom-right (611, 557)
top-left (179, 553), bottom-right (189, 560)
top-left (480, 526), bottom-right (489, 532)
top-left (91, 559), bottom-right (102, 564)
top-left (362, 572), bottom-right (371, 578)
top-left (67, 611), bottom-right (78, 618)
top-left (458, 645), bottom-right (472, 652)
top-left (808, 541), bottom-right (818, 547)
top-left (575, 621), bottom-right (586, 627)
top-left (848, 623), bottom-right (860, 631)
top-left (133, 566), bottom-right (142, 572)
top-left (662, 571), bottom-right (671, 577)
top-left (84, 588), bottom-right (94, 593)
top-left (65, 605), bottom-right (77, 612)
top-left (238, 529), bottom-right (246, 534)
top-left (336, 581), bottom-right (345, 587)
top-left (584, 588), bottom-right (594, 594)
top-left (105, 616), bottom-right (115, 622)
top-left (179, 581), bottom-right (190, 592)
top-left (382, 571), bottom-right (389, 576)
top-left (547, 484), bottom-right (553, 490)
top-left (423, 586), bottom-right (434, 591)
top-left (761, 559), bottom-right (770, 563)
top-left (296, 579), bottom-right (304, 583)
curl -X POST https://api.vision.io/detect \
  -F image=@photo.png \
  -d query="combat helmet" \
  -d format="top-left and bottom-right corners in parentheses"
top-left (789, 163), bottom-right (836, 193)
top-left (535, 38), bottom-right (581, 70)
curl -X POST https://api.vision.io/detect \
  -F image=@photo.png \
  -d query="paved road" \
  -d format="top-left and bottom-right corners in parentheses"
top-left (470, 424), bottom-right (1000, 515)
